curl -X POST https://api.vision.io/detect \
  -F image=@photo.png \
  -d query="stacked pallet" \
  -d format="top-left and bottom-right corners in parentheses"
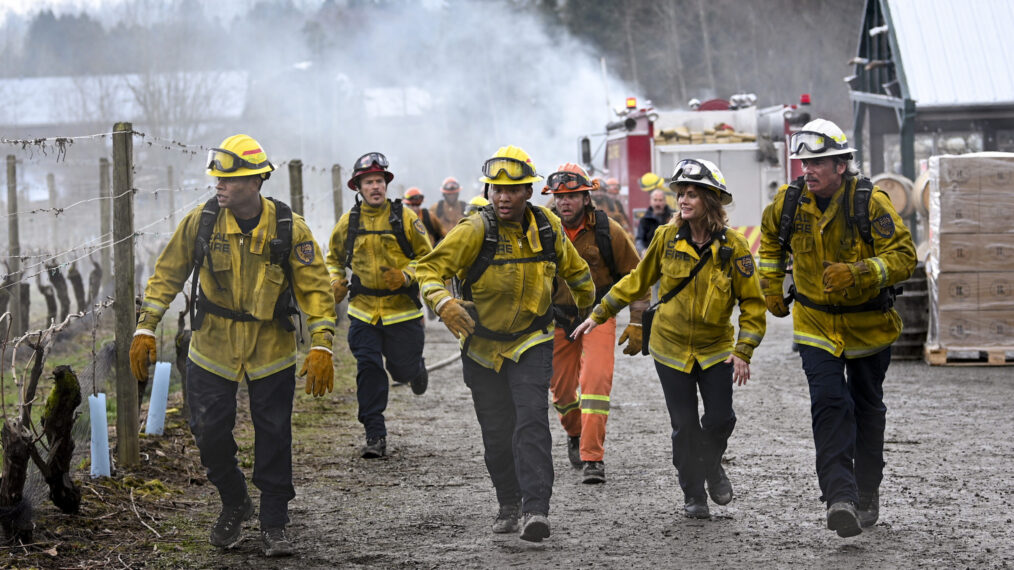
top-left (926, 153), bottom-right (1014, 365)
top-left (656, 123), bottom-right (757, 145)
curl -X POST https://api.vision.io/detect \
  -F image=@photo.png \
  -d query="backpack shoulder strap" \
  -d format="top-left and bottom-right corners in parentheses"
top-left (267, 198), bottom-right (293, 267)
top-left (532, 206), bottom-right (557, 264)
top-left (777, 176), bottom-right (806, 253)
top-left (389, 199), bottom-right (416, 260)
top-left (851, 176), bottom-right (875, 245)
top-left (462, 205), bottom-right (499, 301)
top-left (190, 198), bottom-right (222, 327)
top-left (343, 198), bottom-right (362, 269)
top-left (593, 209), bottom-right (620, 283)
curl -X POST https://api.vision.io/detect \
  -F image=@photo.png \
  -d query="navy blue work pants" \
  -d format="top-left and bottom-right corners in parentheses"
top-left (462, 342), bottom-right (554, 515)
top-left (185, 360), bottom-right (295, 529)
top-left (654, 360), bottom-right (737, 500)
top-left (798, 345), bottom-right (890, 506)
top-left (347, 316), bottom-right (425, 439)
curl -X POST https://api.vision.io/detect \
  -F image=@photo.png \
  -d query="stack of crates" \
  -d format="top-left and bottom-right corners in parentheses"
top-left (926, 153), bottom-right (1014, 364)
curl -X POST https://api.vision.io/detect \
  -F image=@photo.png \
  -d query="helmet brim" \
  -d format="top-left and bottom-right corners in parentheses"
top-left (790, 147), bottom-right (856, 160)
top-left (348, 169), bottom-right (394, 190)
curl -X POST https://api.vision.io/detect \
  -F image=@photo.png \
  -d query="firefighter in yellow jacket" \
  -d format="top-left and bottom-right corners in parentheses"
top-left (574, 158), bottom-right (766, 520)
top-left (544, 164), bottom-right (646, 485)
top-left (757, 119), bottom-right (915, 538)
top-left (414, 145), bottom-right (594, 543)
top-left (129, 134), bottom-right (335, 557)
top-left (326, 152), bottom-right (433, 459)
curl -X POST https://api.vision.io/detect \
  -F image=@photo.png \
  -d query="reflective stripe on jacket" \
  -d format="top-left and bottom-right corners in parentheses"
top-left (593, 224), bottom-right (766, 371)
top-left (416, 205), bottom-right (594, 372)
top-left (137, 196), bottom-right (336, 381)
top-left (758, 177), bottom-right (916, 357)
top-left (326, 200), bottom-right (433, 325)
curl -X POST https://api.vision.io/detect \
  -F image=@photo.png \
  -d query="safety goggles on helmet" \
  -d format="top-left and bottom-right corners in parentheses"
top-left (788, 130), bottom-right (851, 156)
top-left (672, 159), bottom-right (725, 189)
top-left (207, 148), bottom-right (270, 174)
top-left (546, 171), bottom-right (592, 192)
top-left (353, 152), bottom-right (389, 173)
top-left (481, 156), bottom-right (537, 182)
top-left (442, 181), bottom-right (460, 192)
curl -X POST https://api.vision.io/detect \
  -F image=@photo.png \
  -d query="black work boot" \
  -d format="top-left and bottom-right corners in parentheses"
top-left (361, 436), bottom-right (387, 459)
top-left (411, 366), bottom-right (428, 395)
top-left (826, 501), bottom-right (862, 538)
top-left (858, 490), bottom-right (879, 527)
top-left (582, 461), bottom-right (606, 484)
top-left (492, 503), bottom-right (521, 534)
top-left (706, 464), bottom-right (733, 505)
top-left (209, 495), bottom-right (254, 549)
top-left (683, 495), bottom-right (710, 519)
top-left (261, 527), bottom-right (294, 557)
top-left (567, 435), bottom-right (582, 468)
top-left (520, 512), bottom-right (551, 542)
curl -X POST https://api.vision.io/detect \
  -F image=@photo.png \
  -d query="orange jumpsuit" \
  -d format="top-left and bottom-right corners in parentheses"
top-left (550, 209), bottom-right (646, 462)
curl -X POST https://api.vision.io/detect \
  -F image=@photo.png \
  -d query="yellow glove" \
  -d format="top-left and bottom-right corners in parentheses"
top-left (298, 348), bottom-right (334, 397)
top-left (129, 333), bottom-right (156, 382)
top-left (437, 298), bottom-right (476, 338)
top-left (822, 261), bottom-right (855, 293)
top-left (379, 266), bottom-right (409, 291)
top-left (331, 278), bottom-right (349, 304)
top-left (617, 324), bottom-right (642, 356)
top-left (765, 295), bottom-right (790, 318)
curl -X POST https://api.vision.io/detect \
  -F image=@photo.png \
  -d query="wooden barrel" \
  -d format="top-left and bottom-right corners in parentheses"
top-left (912, 170), bottom-right (931, 217)
top-left (892, 263), bottom-right (928, 360)
top-left (872, 173), bottom-right (914, 217)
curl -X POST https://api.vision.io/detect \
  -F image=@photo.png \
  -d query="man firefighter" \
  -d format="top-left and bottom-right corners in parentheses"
top-left (593, 177), bottom-right (633, 234)
top-left (544, 164), bottom-right (646, 484)
top-left (639, 171), bottom-right (678, 211)
top-left (326, 152), bottom-right (433, 459)
top-left (430, 176), bottom-right (467, 230)
top-left (758, 118), bottom-right (916, 538)
top-left (404, 187), bottom-right (444, 244)
top-left (414, 145), bottom-right (594, 543)
top-left (129, 134), bottom-right (335, 556)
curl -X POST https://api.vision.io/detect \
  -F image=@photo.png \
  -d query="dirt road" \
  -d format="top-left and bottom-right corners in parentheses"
top-left (156, 312), bottom-right (1013, 569)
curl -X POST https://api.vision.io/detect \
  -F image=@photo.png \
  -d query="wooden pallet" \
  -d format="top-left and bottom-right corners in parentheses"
top-left (924, 346), bottom-right (1014, 366)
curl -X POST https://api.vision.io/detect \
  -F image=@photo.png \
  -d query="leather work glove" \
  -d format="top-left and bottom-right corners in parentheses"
top-left (129, 333), bottom-right (157, 382)
top-left (617, 324), bottom-right (642, 356)
top-left (822, 261), bottom-right (855, 293)
top-left (379, 265), bottom-right (410, 291)
top-left (299, 348), bottom-right (334, 397)
top-left (765, 295), bottom-right (790, 318)
top-left (331, 278), bottom-right (349, 305)
top-left (437, 298), bottom-right (476, 339)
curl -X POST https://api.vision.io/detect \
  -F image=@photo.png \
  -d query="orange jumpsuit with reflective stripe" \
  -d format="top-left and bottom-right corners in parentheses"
top-left (550, 210), bottom-right (645, 462)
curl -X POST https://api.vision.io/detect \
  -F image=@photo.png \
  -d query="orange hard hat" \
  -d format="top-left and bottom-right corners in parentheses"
top-left (441, 177), bottom-right (461, 193)
top-left (541, 163), bottom-right (600, 195)
top-left (404, 187), bottom-right (424, 202)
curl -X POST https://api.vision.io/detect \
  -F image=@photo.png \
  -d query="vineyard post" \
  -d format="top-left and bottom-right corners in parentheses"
top-left (288, 159), bottom-right (304, 216)
top-left (6, 155), bottom-right (22, 335)
top-left (100, 157), bottom-right (112, 294)
top-left (112, 122), bottom-right (139, 467)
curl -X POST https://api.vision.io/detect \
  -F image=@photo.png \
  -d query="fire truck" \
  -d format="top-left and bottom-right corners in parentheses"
top-left (579, 94), bottom-right (812, 252)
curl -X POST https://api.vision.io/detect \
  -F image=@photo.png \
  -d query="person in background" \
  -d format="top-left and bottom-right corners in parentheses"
top-left (593, 176), bottom-right (633, 234)
top-left (326, 152), bottom-right (433, 459)
top-left (414, 145), bottom-right (594, 543)
top-left (130, 134), bottom-right (335, 557)
top-left (758, 119), bottom-right (915, 538)
top-left (544, 164), bottom-right (645, 484)
top-left (431, 176), bottom-right (467, 230)
top-left (572, 157), bottom-right (765, 520)
top-left (636, 189), bottom-right (674, 254)
top-left (404, 187), bottom-right (444, 244)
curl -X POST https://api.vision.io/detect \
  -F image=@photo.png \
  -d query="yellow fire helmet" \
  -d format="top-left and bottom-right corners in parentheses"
top-left (638, 172), bottom-right (665, 192)
top-left (479, 145), bottom-right (542, 185)
top-left (206, 134), bottom-right (275, 179)
top-left (465, 195), bottom-right (490, 215)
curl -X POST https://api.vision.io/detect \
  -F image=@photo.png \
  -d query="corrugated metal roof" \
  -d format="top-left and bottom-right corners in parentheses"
top-left (887, 0), bottom-right (1014, 108)
top-left (0, 71), bottom-right (248, 128)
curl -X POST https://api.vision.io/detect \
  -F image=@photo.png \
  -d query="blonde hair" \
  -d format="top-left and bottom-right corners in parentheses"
top-left (673, 183), bottom-right (727, 234)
